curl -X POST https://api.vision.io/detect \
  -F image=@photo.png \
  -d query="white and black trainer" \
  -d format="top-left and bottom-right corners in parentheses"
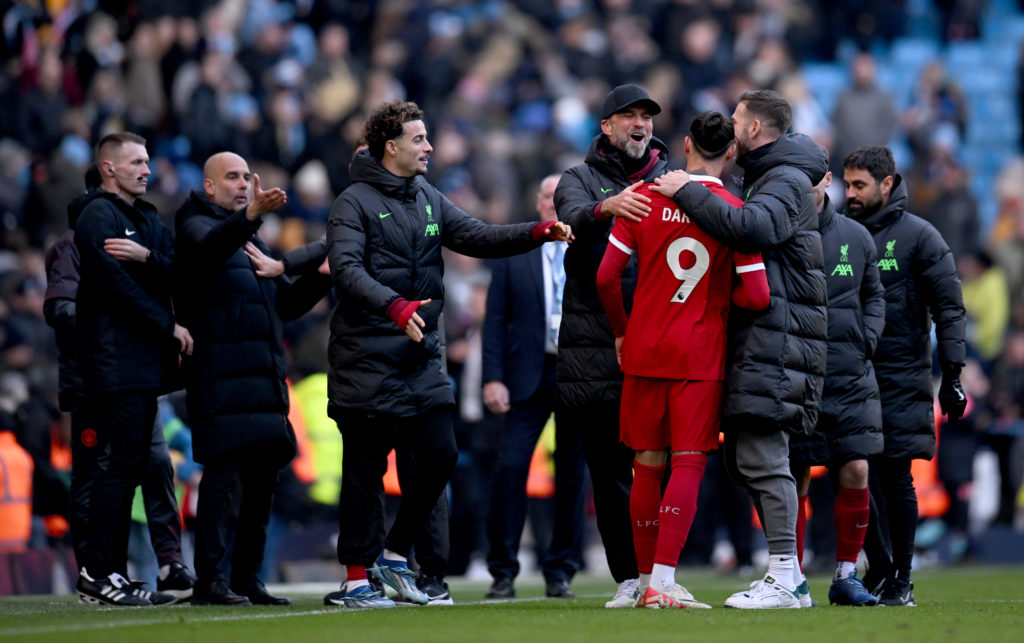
top-left (77, 569), bottom-right (152, 607)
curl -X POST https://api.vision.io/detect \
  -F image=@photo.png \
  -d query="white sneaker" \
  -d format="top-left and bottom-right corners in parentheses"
top-left (638, 584), bottom-right (712, 609)
top-left (724, 575), bottom-right (801, 609)
top-left (604, 578), bottom-right (641, 608)
top-left (796, 579), bottom-right (814, 608)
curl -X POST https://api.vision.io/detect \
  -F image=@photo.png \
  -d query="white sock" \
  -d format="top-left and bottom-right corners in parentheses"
top-left (834, 561), bottom-right (856, 580)
top-left (638, 573), bottom-right (652, 590)
top-left (767, 554), bottom-right (796, 590)
top-left (650, 564), bottom-right (676, 591)
top-left (158, 565), bottom-right (171, 581)
top-left (793, 563), bottom-right (805, 589)
top-left (382, 549), bottom-right (407, 562)
top-left (347, 579), bottom-right (369, 590)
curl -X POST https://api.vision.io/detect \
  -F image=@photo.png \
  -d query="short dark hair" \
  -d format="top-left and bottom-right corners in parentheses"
top-left (738, 89), bottom-right (792, 136)
top-left (94, 132), bottom-right (146, 164)
top-left (842, 145), bottom-right (895, 183)
top-left (689, 111), bottom-right (734, 159)
top-left (362, 100), bottom-right (424, 160)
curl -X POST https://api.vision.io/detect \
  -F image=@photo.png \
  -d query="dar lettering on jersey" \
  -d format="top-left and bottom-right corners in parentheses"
top-left (605, 178), bottom-right (764, 381)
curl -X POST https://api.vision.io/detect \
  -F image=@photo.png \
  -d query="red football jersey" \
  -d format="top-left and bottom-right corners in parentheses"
top-left (605, 178), bottom-right (764, 380)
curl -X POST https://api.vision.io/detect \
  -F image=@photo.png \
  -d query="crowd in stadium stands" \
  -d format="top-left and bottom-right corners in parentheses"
top-left (2, 0), bottom-right (1023, 594)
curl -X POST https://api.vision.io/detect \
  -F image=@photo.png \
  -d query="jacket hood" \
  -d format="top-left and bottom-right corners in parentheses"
top-left (853, 173), bottom-right (908, 233)
top-left (739, 133), bottom-right (828, 189)
top-left (66, 188), bottom-right (112, 228)
top-left (349, 149), bottom-right (423, 201)
top-left (584, 133), bottom-right (670, 183)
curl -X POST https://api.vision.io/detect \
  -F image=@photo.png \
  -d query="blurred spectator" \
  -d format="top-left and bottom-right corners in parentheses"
top-left (959, 251), bottom-right (1011, 369)
top-left (831, 52), bottom-right (897, 173)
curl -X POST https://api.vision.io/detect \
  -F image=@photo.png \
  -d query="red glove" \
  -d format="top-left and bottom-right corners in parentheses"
top-left (387, 298), bottom-right (422, 329)
top-left (531, 220), bottom-right (557, 242)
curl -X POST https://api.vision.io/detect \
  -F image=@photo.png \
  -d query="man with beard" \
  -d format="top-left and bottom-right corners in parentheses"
top-left (553, 84), bottom-right (667, 607)
top-left (175, 152), bottom-right (332, 606)
top-left (652, 90), bottom-right (828, 609)
top-left (324, 100), bottom-right (573, 609)
top-left (841, 145), bottom-right (966, 606)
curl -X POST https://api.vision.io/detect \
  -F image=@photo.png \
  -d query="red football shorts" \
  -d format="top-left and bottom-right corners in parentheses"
top-left (620, 375), bottom-right (722, 452)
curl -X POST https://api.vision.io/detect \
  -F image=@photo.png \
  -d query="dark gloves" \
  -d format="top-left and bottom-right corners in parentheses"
top-left (938, 364), bottom-right (967, 422)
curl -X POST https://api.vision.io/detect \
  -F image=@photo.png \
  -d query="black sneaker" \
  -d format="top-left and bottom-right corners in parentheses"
top-left (878, 579), bottom-right (916, 606)
top-left (395, 575), bottom-right (452, 605)
top-left (77, 569), bottom-right (152, 607)
top-left (158, 562), bottom-right (196, 604)
top-left (128, 580), bottom-right (176, 606)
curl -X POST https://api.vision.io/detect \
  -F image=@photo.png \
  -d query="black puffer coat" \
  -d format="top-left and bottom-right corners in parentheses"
top-left (73, 190), bottom-right (180, 394)
top-left (326, 150), bottom-right (542, 418)
top-left (553, 134), bottom-right (670, 410)
top-left (852, 175), bottom-right (966, 459)
top-left (791, 196), bottom-right (886, 466)
top-left (175, 191), bottom-right (331, 464)
top-left (672, 133), bottom-right (829, 435)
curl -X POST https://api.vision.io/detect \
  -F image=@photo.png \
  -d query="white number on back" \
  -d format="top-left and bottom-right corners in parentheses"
top-left (666, 237), bottom-right (709, 303)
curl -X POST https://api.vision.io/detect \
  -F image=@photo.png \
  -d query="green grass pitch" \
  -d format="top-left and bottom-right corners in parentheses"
top-left (2, 566), bottom-right (1021, 642)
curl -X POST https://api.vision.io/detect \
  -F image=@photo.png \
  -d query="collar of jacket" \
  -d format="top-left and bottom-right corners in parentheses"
top-left (737, 133), bottom-right (827, 192)
top-left (78, 188), bottom-right (158, 222)
top-left (818, 193), bottom-right (836, 231)
top-left (349, 149), bottom-right (422, 202)
top-left (586, 133), bottom-right (670, 183)
top-left (853, 173), bottom-right (908, 233)
top-left (188, 190), bottom-right (238, 220)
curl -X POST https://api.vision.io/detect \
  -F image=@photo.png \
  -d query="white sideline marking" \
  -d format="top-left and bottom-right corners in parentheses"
top-left (0, 595), bottom-right (608, 636)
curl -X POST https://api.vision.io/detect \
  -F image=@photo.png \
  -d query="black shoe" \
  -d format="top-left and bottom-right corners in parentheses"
top-left (158, 562), bottom-right (196, 604)
top-left (234, 580), bottom-right (292, 606)
top-left (77, 569), bottom-right (151, 607)
top-left (191, 579), bottom-right (252, 606)
top-left (485, 577), bottom-right (515, 599)
top-left (878, 578), bottom-right (916, 606)
top-left (128, 580), bottom-right (176, 606)
top-left (414, 575), bottom-right (453, 605)
top-left (545, 579), bottom-right (575, 599)
top-left (861, 569), bottom-right (889, 598)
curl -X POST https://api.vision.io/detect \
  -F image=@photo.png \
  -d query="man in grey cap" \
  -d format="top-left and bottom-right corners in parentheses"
top-left (554, 84), bottom-right (669, 607)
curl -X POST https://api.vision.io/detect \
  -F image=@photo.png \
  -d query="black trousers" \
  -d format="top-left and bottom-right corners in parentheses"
top-left (194, 444), bottom-right (282, 588)
top-left (864, 456), bottom-right (917, 580)
top-left (334, 406), bottom-right (458, 567)
top-left (70, 401), bottom-right (183, 575)
top-left (559, 403), bottom-right (638, 583)
top-left (84, 392), bottom-right (157, 578)
top-left (486, 356), bottom-right (585, 583)
top-left (395, 444), bottom-right (449, 579)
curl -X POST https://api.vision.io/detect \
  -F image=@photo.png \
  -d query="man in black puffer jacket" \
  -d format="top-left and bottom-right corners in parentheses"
top-left (324, 100), bottom-right (573, 609)
top-left (175, 152), bottom-right (332, 606)
top-left (841, 145), bottom-right (966, 607)
top-left (789, 170), bottom-right (886, 607)
top-left (654, 90), bottom-right (828, 609)
top-left (554, 84), bottom-right (668, 607)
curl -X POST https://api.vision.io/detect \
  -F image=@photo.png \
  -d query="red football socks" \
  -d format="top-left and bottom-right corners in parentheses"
top-left (630, 460), bottom-right (664, 575)
top-left (834, 485), bottom-right (870, 563)
top-left (653, 453), bottom-right (706, 568)
top-left (796, 494), bottom-right (808, 570)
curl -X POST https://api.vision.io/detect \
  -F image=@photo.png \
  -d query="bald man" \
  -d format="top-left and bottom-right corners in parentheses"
top-left (174, 152), bottom-right (332, 606)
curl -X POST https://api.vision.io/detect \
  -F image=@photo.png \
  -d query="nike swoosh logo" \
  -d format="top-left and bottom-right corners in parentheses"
top-left (855, 523), bottom-right (869, 529)
top-left (378, 212), bottom-right (392, 219)
top-left (125, 229), bottom-right (137, 236)
top-left (600, 188), bottom-right (614, 194)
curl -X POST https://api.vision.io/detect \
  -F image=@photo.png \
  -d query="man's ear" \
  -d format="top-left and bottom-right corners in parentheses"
top-left (725, 142), bottom-right (736, 162)
top-left (385, 139), bottom-right (398, 156)
top-left (881, 174), bottom-right (894, 199)
top-left (600, 118), bottom-right (612, 137)
top-left (203, 177), bottom-right (214, 197)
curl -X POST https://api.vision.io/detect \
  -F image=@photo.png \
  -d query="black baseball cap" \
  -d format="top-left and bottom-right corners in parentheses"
top-left (601, 84), bottom-right (662, 120)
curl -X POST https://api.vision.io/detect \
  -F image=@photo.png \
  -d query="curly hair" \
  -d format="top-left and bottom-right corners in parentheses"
top-left (362, 100), bottom-right (424, 160)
